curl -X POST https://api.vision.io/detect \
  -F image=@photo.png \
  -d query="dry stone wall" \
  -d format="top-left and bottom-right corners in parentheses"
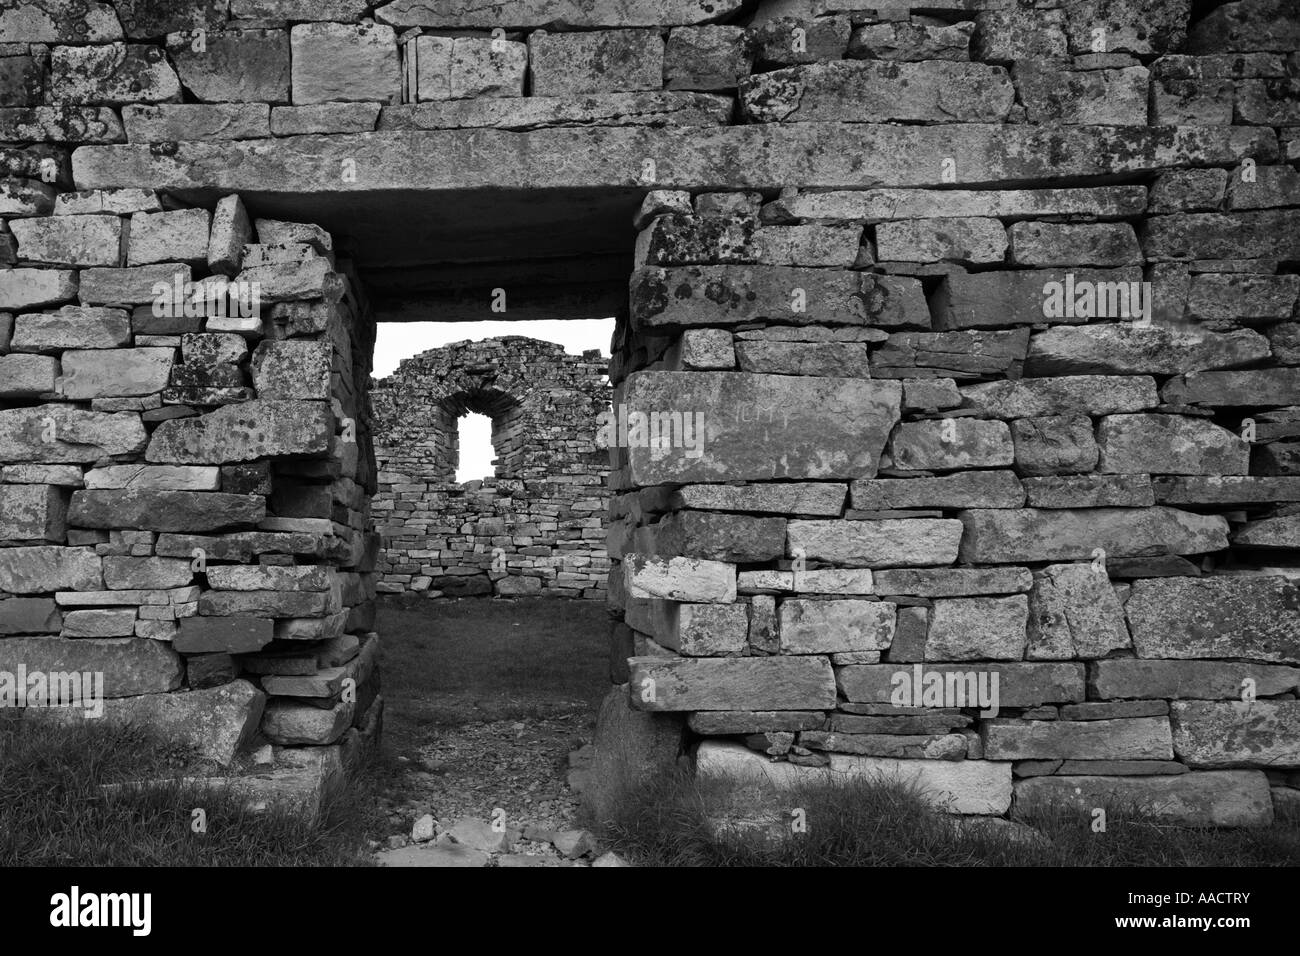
top-left (2, 0), bottom-right (1299, 824)
top-left (370, 337), bottom-right (611, 599)
top-left (0, 184), bottom-right (383, 801)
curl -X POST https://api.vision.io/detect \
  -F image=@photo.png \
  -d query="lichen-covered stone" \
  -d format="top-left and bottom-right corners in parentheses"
top-left (1126, 576), bottom-right (1300, 664)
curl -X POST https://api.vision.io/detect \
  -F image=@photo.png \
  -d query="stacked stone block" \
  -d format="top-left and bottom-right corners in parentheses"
top-left (0, 187), bottom-right (382, 795)
top-left (371, 337), bottom-right (611, 598)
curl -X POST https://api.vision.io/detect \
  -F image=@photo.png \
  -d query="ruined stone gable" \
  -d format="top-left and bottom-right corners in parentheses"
top-left (370, 336), bottom-right (611, 598)
top-left (1, 0), bottom-right (1299, 824)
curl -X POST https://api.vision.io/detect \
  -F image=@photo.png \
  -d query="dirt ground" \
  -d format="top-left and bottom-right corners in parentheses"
top-left (368, 596), bottom-right (611, 856)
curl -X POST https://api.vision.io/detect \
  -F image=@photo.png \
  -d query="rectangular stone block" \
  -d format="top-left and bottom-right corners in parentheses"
top-left (0, 597), bottom-right (62, 635)
top-left (290, 21), bottom-right (399, 105)
top-left (0, 353), bottom-right (58, 397)
top-left (830, 752), bottom-right (1012, 815)
top-left (960, 375), bottom-right (1158, 418)
top-left (628, 656), bottom-right (837, 711)
top-left (779, 599), bottom-right (895, 655)
top-left (1171, 701), bottom-right (1300, 769)
top-left (79, 264), bottom-right (191, 306)
top-left (1023, 474), bottom-right (1155, 509)
top-left (650, 601), bottom-right (748, 656)
top-left (1013, 772), bottom-right (1273, 827)
top-left (175, 615), bottom-right (273, 653)
top-left (618, 371), bottom-right (901, 484)
top-left (0, 635), bottom-right (183, 698)
top-left (0, 483), bottom-right (67, 541)
top-left (145, 399), bottom-right (333, 464)
top-left (0, 405), bottom-right (146, 462)
top-left (927, 596), bottom-right (1028, 661)
top-left (836, 662), bottom-right (1085, 707)
top-left (631, 266), bottom-right (929, 330)
top-left (12, 305), bottom-right (130, 351)
top-left (787, 519), bottom-right (963, 568)
top-left (873, 329), bottom-right (1028, 380)
top-left (873, 568), bottom-right (1032, 597)
top-left (83, 464), bottom-right (220, 491)
top-left (851, 472), bottom-right (1025, 510)
top-left (528, 29), bottom-right (662, 96)
top-left (61, 608), bottom-right (137, 638)
top-left (1126, 576), bottom-right (1300, 664)
top-left (1089, 659), bottom-right (1300, 700)
top-left (958, 507), bottom-right (1228, 563)
top-left (670, 482), bottom-right (846, 516)
top-left (741, 61), bottom-right (1014, 123)
top-left (199, 589), bottom-right (337, 618)
top-left (102, 556), bottom-right (193, 590)
top-left (61, 347), bottom-right (174, 399)
top-left (624, 553), bottom-right (735, 603)
top-left (983, 717), bottom-right (1173, 760)
top-left (0, 546), bottom-right (102, 593)
top-left (205, 564), bottom-right (335, 592)
top-left (9, 215), bottom-right (121, 266)
top-left (69, 489), bottom-right (265, 533)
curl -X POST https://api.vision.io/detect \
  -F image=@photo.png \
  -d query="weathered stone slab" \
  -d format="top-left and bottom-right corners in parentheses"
top-left (71, 125), bottom-right (1274, 197)
top-left (735, 341), bottom-right (871, 377)
top-left (984, 718), bottom-right (1173, 760)
top-left (0, 269), bottom-right (78, 310)
top-left (931, 268), bottom-right (1144, 330)
top-left (205, 565), bottom-right (334, 592)
top-left (1027, 563), bottom-right (1130, 661)
top-left (0, 405), bottom-right (146, 462)
top-left (78, 264), bottom-right (191, 306)
top-left (837, 663), bottom-right (1085, 707)
top-left (740, 61), bottom-right (1014, 124)
top-left (12, 306), bottom-right (129, 351)
top-left (631, 266), bottom-right (928, 330)
top-left (649, 601), bottom-right (747, 656)
top-left (1023, 474), bottom-right (1155, 509)
top-left (669, 482), bottom-right (846, 516)
top-left (1009, 221), bottom-right (1141, 266)
top-left (851, 471), bottom-right (1025, 510)
top-left (958, 507), bottom-right (1228, 562)
top-left (650, 512), bottom-right (785, 562)
top-left (875, 217), bottom-right (1007, 265)
top-left (290, 22), bottom-right (399, 105)
top-left (779, 599), bottom-right (895, 655)
top-left (766, 188), bottom-right (1146, 224)
top-left (1234, 515), bottom-right (1300, 549)
top-left (102, 556), bottom-right (192, 590)
top-left (1161, 369), bottom-right (1300, 407)
top-left (60, 608), bottom-right (136, 638)
top-left (1009, 415), bottom-right (1096, 477)
top-left (1026, 325), bottom-right (1271, 376)
top-left (737, 569), bottom-right (876, 596)
top-left (890, 419), bottom-right (1014, 472)
top-left (1097, 414), bottom-right (1248, 476)
top-left (175, 616), bottom-right (273, 654)
top-left (50, 43), bottom-right (180, 105)
top-left (69, 490), bottom-right (265, 533)
top-left (926, 596), bottom-right (1027, 661)
top-left (0, 483), bottom-right (66, 541)
top-left (198, 589), bottom-right (337, 618)
top-left (624, 554), bottom-right (735, 603)
top-left (250, 340), bottom-right (331, 400)
top-left (873, 567), bottom-right (1032, 597)
top-left (1126, 576), bottom-right (1300, 664)
top-left (84, 464), bottom-right (219, 491)
top-left (168, 28), bottom-right (290, 104)
top-left (123, 104), bottom-right (271, 142)
top-left (1060, 701), bottom-right (1170, 721)
top-left (146, 400), bottom-right (333, 464)
top-left (1013, 771), bottom-right (1273, 826)
top-left (1089, 659), bottom-right (1300, 701)
top-left (1171, 701), bottom-right (1300, 769)
top-left (529, 28), bottom-right (662, 96)
top-left (0, 1), bottom-right (123, 42)
top-left (0, 597), bottom-right (62, 635)
top-left (872, 329), bottom-right (1028, 380)
top-left (379, 92), bottom-right (730, 130)
top-left (628, 656), bottom-right (837, 711)
top-left (787, 519), bottom-right (962, 568)
top-left (848, 21), bottom-right (972, 61)
top-left (272, 103), bottom-right (381, 135)
top-left (1143, 210), bottom-right (1300, 262)
top-left (618, 371), bottom-right (900, 484)
top-left (0, 636), bottom-right (181, 698)
top-left (802, 731), bottom-right (967, 760)
top-left (0, 547), bottom-right (101, 593)
top-left (61, 347), bottom-right (174, 400)
top-left (1015, 64), bottom-right (1149, 125)
top-left (1186, 274), bottom-right (1299, 323)
top-left (10, 215), bottom-right (121, 267)
top-left (960, 375), bottom-right (1157, 418)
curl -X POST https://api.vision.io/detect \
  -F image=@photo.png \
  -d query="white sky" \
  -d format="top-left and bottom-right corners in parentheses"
top-left (373, 318), bottom-right (615, 482)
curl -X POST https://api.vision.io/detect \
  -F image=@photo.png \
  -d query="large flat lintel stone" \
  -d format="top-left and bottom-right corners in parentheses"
top-left (71, 125), bottom-right (1276, 195)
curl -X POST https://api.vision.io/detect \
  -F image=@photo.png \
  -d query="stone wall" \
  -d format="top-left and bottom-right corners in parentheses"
top-left (2, 0), bottom-right (1299, 824)
top-left (370, 337), bottom-right (611, 598)
top-left (0, 188), bottom-right (382, 802)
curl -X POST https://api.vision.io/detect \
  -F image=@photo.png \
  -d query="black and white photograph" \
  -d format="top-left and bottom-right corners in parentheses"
top-left (0, 0), bottom-right (1295, 933)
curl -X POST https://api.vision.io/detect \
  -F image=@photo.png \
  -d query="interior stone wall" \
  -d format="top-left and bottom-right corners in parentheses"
top-left (370, 336), bottom-right (611, 598)
top-left (2, 0), bottom-right (1299, 824)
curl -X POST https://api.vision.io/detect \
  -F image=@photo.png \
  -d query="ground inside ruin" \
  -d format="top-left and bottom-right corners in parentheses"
top-left (368, 596), bottom-right (609, 866)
